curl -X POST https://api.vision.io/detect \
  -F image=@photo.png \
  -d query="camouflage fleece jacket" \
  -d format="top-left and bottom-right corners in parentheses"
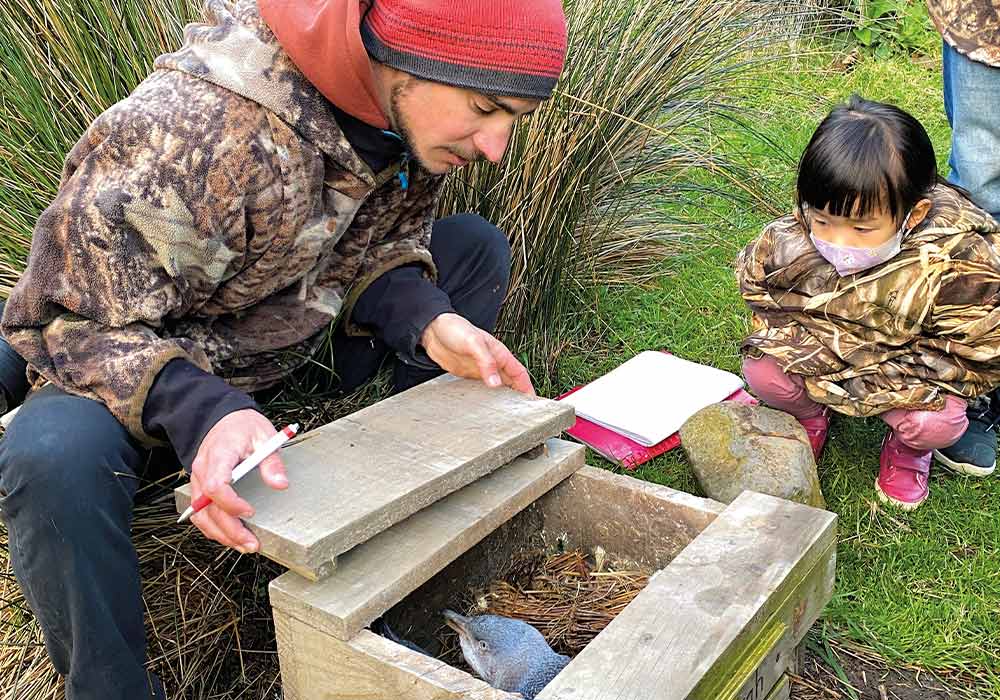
top-left (2, 0), bottom-right (443, 444)
top-left (737, 185), bottom-right (1000, 417)
top-left (927, 0), bottom-right (1000, 67)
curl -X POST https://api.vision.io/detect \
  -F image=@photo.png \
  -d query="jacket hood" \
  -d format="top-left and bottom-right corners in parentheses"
top-left (154, 0), bottom-right (384, 172)
top-left (259, 0), bottom-right (389, 129)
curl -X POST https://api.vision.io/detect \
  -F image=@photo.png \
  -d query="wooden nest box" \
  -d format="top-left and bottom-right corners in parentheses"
top-left (176, 375), bottom-right (836, 700)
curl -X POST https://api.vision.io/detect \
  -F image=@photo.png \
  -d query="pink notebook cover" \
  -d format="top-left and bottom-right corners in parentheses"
top-left (556, 364), bottom-right (758, 470)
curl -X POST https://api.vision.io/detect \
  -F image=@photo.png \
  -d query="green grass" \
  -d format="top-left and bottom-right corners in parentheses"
top-left (550, 40), bottom-right (1000, 693)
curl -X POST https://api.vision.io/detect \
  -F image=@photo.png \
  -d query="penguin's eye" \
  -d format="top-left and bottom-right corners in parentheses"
top-left (479, 640), bottom-right (488, 651)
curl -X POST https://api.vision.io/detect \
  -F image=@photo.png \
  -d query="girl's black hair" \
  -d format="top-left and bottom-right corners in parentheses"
top-left (796, 95), bottom-right (941, 225)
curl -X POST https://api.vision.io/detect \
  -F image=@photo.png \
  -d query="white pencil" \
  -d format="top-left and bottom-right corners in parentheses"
top-left (177, 423), bottom-right (299, 524)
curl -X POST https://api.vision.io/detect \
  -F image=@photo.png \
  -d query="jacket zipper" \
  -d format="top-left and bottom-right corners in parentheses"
top-left (381, 129), bottom-right (410, 195)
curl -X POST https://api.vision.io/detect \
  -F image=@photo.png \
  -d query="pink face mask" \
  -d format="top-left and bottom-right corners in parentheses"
top-left (809, 212), bottom-right (911, 277)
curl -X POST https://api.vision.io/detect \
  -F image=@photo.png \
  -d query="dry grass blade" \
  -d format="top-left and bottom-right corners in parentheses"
top-left (0, 480), bottom-right (285, 700)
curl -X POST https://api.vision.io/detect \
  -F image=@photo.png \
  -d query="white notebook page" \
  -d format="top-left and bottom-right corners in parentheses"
top-left (562, 351), bottom-right (745, 446)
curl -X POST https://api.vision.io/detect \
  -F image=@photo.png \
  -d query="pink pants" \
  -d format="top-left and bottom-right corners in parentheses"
top-left (742, 356), bottom-right (968, 451)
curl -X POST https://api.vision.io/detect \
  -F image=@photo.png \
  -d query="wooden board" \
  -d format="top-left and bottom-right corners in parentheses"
top-left (270, 439), bottom-right (586, 640)
top-left (532, 466), bottom-right (724, 571)
top-left (274, 612), bottom-right (521, 700)
top-left (175, 375), bottom-right (574, 580)
top-left (535, 491), bottom-right (836, 700)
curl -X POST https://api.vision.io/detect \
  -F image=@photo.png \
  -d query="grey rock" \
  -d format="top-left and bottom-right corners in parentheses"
top-left (680, 402), bottom-right (826, 509)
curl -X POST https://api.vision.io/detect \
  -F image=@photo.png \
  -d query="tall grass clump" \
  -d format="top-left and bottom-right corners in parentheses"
top-left (438, 0), bottom-right (828, 375)
top-left (0, 0), bottom-right (201, 293)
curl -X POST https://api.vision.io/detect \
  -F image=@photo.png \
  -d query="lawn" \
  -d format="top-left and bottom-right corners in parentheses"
top-left (552, 39), bottom-right (1000, 696)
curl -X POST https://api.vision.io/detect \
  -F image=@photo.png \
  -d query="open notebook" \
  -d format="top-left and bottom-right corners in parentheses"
top-left (557, 351), bottom-right (756, 469)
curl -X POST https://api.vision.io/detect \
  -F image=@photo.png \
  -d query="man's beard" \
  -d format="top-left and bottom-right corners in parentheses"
top-left (389, 79), bottom-right (478, 174)
top-left (389, 81), bottom-right (432, 172)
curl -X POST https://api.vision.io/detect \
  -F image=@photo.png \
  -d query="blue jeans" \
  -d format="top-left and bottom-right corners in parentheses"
top-left (942, 41), bottom-right (1000, 219)
top-left (0, 214), bottom-right (510, 700)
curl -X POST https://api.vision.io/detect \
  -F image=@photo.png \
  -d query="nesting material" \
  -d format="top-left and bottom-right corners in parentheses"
top-left (451, 548), bottom-right (650, 658)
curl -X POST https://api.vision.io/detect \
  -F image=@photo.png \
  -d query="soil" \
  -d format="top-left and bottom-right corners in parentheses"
top-left (793, 644), bottom-right (987, 700)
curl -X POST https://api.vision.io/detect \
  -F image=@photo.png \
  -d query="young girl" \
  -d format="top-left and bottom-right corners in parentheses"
top-left (737, 95), bottom-right (1000, 510)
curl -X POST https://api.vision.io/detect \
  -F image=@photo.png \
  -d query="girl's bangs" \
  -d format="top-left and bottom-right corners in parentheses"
top-left (797, 119), bottom-right (906, 222)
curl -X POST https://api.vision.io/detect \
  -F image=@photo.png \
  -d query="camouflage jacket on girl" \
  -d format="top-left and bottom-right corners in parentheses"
top-left (927, 0), bottom-right (1000, 67)
top-left (737, 185), bottom-right (1000, 417)
top-left (1, 0), bottom-right (442, 443)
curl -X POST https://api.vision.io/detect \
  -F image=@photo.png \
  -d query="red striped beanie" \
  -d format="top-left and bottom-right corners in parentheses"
top-left (360, 0), bottom-right (568, 100)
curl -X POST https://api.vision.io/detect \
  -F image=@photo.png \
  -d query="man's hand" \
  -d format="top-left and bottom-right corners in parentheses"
top-left (421, 313), bottom-right (534, 395)
top-left (189, 409), bottom-right (289, 553)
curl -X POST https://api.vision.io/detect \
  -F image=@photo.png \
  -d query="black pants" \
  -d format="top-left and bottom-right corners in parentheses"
top-left (0, 214), bottom-right (510, 700)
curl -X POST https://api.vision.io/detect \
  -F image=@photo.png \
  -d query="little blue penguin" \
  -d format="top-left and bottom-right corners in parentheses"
top-left (443, 609), bottom-right (569, 699)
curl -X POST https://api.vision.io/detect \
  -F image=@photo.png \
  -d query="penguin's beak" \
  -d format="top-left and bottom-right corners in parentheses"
top-left (443, 609), bottom-right (471, 637)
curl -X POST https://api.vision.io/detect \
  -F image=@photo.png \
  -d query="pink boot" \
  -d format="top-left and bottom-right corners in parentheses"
top-left (798, 408), bottom-right (830, 461)
top-left (876, 431), bottom-right (930, 510)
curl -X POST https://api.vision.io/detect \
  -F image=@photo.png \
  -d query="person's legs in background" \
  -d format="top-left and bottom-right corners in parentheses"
top-left (936, 41), bottom-right (1000, 474)
top-left (942, 41), bottom-right (1000, 219)
top-left (933, 394), bottom-right (998, 477)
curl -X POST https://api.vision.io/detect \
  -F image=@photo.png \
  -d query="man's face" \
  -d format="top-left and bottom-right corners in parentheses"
top-left (388, 77), bottom-right (541, 175)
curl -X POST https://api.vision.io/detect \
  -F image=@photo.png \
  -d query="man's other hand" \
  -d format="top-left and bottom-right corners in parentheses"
top-left (421, 313), bottom-right (535, 395)
top-left (189, 409), bottom-right (289, 553)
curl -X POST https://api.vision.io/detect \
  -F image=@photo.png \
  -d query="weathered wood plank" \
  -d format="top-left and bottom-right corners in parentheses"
top-left (271, 438), bottom-right (586, 640)
top-left (697, 544), bottom-right (831, 700)
top-left (535, 491), bottom-right (836, 700)
top-left (762, 674), bottom-right (790, 700)
top-left (175, 375), bottom-right (574, 580)
top-left (533, 465), bottom-right (724, 570)
top-left (274, 610), bottom-right (521, 700)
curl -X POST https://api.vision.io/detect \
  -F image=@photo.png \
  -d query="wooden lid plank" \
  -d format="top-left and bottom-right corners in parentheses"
top-left (175, 375), bottom-right (575, 580)
top-left (270, 438), bottom-right (585, 640)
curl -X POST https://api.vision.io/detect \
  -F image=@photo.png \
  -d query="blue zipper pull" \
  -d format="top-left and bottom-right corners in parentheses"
top-left (399, 153), bottom-right (410, 192)
top-left (382, 129), bottom-right (410, 193)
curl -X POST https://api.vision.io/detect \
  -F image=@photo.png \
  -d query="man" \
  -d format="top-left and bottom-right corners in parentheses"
top-left (927, 0), bottom-right (1000, 477)
top-left (0, 0), bottom-right (567, 697)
